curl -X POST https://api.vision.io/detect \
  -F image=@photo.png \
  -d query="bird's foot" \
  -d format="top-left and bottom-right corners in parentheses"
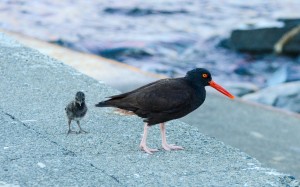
top-left (162, 143), bottom-right (184, 151)
top-left (67, 130), bottom-right (77, 135)
top-left (77, 129), bottom-right (88, 134)
top-left (139, 144), bottom-right (159, 154)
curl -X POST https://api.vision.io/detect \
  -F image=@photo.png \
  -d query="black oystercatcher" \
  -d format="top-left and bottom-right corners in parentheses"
top-left (95, 68), bottom-right (234, 154)
top-left (65, 91), bottom-right (88, 134)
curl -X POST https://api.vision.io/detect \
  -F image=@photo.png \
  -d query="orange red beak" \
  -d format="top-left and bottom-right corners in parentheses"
top-left (209, 80), bottom-right (235, 99)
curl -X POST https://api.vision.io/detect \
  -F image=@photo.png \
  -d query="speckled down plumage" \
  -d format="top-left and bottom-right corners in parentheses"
top-left (65, 101), bottom-right (87, 121)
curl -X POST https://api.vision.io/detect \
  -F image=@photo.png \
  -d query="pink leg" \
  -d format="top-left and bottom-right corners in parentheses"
top-left (160, 123), bottom-right (184, 151)
top-left (139, 123), bottom-right (159, 154)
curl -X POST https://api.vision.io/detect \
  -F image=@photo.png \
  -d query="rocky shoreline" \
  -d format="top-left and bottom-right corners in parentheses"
top-left (222, 18), bottom-right (300, 113)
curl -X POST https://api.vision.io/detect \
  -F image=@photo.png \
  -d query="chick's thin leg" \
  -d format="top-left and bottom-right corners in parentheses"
top-left (76, 120), bottom-right (88, 134)
top-left (67, 119), bottom-right (76, 134)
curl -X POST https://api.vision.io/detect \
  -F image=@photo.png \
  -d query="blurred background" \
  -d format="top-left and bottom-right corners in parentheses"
top-left (1, 0), bottom-right (300, 179)
top-left (2, 1), bottom-right (300, 112)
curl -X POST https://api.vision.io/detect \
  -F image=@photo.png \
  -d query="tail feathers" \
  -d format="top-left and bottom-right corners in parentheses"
top-left (95, 101), bottom-right (110, 107)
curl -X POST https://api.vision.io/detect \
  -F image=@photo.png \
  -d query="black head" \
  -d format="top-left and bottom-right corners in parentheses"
top-left (185, 68), bottom-right (212, 86)
top-left (185, 68), bottom-right (235, 99)
top-left (75, 91), bottom-right (85, 105)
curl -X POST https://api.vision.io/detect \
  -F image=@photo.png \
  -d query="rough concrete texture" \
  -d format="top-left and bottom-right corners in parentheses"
top-left (183, 93), bottom-right (300, 179)
top-left (0, 33), bottom-right (299, 186)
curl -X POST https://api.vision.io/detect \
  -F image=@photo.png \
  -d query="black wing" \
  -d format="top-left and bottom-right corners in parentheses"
top-left (125, 78), bottom-right (194, 113)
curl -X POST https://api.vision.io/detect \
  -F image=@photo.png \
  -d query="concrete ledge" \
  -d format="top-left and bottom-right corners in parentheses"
top-left (0, 33), bottom-right (299, 186)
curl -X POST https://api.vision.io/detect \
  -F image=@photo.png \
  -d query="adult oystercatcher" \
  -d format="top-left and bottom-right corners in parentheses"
top-left (95, 68), bottom-right (234, 154)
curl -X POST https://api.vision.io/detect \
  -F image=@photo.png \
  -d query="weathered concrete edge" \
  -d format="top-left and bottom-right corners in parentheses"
top-left (0, 32), bottom-right (299, 186)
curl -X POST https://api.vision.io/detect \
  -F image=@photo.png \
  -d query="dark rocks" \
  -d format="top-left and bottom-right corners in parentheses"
top-left (78, 37), bottom-right (196, 63)
top-left (103, 7), bottom-right (188, 16)
top-left (49, 39), bottom-right (89, 53)
top-left (224, 18), bottom-right (300, 55)
top-left (98, 47), bottom-right (152, 60)
top-left (67, 40), bottom-right (153, 61)
top-left (278, 18), bottom-right (300, 28)
top-left (50, 39), bottom-right (75, 49)
top-left (233, 64), bottom-right (255, 76)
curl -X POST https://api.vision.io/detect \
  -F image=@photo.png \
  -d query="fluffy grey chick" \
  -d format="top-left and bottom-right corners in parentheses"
top-left (65, 91), bottom-right (88, 134)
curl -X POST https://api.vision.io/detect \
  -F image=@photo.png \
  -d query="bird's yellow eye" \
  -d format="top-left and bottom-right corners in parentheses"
top-left (202, 73), bottom-right (208, 78)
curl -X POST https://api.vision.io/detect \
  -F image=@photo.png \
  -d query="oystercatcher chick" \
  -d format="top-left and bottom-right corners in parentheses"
top-left (65, 91), bottom-right (88, 134)
top-left (95, 68), bottom-right (234, 154)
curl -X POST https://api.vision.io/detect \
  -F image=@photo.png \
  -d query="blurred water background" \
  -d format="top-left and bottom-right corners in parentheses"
top-left (1, 0), bottom-right (300, 88)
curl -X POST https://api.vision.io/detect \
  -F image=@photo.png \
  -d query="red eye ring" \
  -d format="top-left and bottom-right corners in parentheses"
top-left (202, 73), bottom-right (208, 78)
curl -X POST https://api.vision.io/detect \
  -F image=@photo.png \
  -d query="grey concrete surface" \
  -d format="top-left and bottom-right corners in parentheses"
top-left (0, 33), bottom-right (299, 186)
top-left (182, 94), bottom-right (300, 179)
